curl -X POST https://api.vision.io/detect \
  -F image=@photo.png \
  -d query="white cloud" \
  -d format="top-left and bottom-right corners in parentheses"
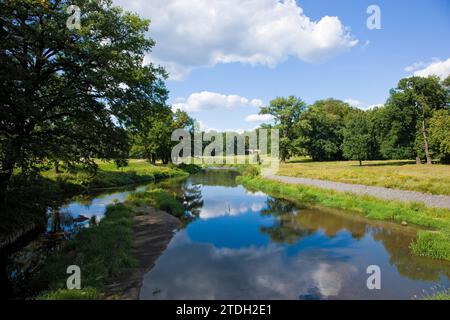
top-left (173, 91), bottom-right (263, 113)
top-left (245, 114), bottom-right (274, 123)
top-left (114, 0), bottom-right (358, 79)
top-left (345, 99), bottom-right (383, 110)
top-left (405, 58), bottom-right (450, 79)
top-left (344, 99), bottom-right (363, 108)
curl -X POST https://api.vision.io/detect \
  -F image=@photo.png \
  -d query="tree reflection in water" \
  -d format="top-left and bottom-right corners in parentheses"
top-left (259, 196), bottom-right (450, 282)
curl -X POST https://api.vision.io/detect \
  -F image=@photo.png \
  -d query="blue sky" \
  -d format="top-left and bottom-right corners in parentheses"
top-left (115, 0), bottom-right (450, 132)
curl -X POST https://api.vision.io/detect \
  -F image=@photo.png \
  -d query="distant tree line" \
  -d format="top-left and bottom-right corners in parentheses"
top-left (259, 76), bottom-right (450, 165)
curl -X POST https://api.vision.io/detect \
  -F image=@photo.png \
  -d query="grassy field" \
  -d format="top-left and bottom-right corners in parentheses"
top-left (42, 159), bottom-right (188, 190)
top-left (278, 159), bottom-right (450, 195)
top-left (238, 175), bottom-right (450, 261)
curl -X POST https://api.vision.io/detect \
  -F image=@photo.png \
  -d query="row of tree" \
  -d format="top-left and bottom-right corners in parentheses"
top-left (259, 76), bottom-right (450, 165)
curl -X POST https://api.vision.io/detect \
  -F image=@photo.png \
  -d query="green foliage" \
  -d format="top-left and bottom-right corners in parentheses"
top-left (176, 163), bottom-right (203, 174)
top-left (259, 96), bottom-right (306, 161)
top-left (128, 189), bottom-right (184, 218)
top-left (379, 76), bottom-right (448, 162)
top-left (0, 0), bottom-right (168, 202)
top-left (297, 99), bottom-right (357, 161)
top-left (239, 165), bottom-right (261, 177)
top-left (429, 109), bottom-right (450, 163)
top-left (342, 111), bottom-right (375, 165)
top-left (37, 288), bottom-right (102, 300)
top-left (131, 109), bottom-right (194, 164)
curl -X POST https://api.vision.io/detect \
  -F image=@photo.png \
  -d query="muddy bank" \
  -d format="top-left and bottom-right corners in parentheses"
top-left (104, 207), bottom-right (180, 300)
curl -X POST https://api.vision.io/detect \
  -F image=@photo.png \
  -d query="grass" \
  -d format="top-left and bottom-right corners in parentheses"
top-left (237, 175), bottom-right (450, 261)
top-left (278, 158), bottom-right (450, 195)
top-left (35, 183), bottom-right (188, 300)
top-left (35, 203), bottom-right (136, 299)
top-left (425, 289), bottom-right (450, 300)
top-left (128, 188), bottom-right (185, 218)
top-left (43, 159), bottom-right (189, 190)
top-left (37, 288), bottom-right (102, 300)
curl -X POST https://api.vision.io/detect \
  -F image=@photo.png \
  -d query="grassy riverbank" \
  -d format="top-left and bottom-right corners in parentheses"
top-left (36, 186), bottom-right (185, 300)
top-left (1, 161), bottom-right (188, 243)
top-left (238, 175), bottom-right (450, 261)
top-left (278, 159), bottom-right (450, 196)
top-left (43, 160), bottom-right (189, 190)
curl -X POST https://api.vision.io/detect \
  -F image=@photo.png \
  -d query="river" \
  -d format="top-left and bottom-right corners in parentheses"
top-left (8, 169), bottom-right (450, 299)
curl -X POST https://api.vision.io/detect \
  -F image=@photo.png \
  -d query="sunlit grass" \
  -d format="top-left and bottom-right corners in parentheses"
top-left (42, 159), bottom-right (188, 189)
top-left (278, 158), bottom-right (450, 195)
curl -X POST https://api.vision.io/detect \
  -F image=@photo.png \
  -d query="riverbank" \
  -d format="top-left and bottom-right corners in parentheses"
top-left (104, 206), bottom-right (180, 300)
top-left (238, 175), bottom-right (450, 261)
top-left (1, 161), bottom-right (188, 250)
top-left (37, 187), bottom-right (185, 300)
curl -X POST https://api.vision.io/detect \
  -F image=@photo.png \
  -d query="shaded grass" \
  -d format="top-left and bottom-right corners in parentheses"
top-left (279, 159), bottom-right (450, 195)
top-left (238, 175), bottom-right (450, 261)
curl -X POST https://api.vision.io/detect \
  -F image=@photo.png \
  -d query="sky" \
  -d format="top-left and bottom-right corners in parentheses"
top-left (114, 0), bottom-right (450, 132)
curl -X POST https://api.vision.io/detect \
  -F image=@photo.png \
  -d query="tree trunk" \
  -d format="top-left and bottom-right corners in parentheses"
top-left (422, 119), bottom-right (432, 165)
top-left (359, 160), bottom-right (362, 166)
top-left (416, 157), bottom-right (422, 165)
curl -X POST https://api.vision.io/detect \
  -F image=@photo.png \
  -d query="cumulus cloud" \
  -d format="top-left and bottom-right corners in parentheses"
top-left (405, 58), bottom-right (450, 79)
top-left (245, 114), bottom-right (275, 123)
top-left (114, 0), bottom-right (358, 79)
top-left (172, 91), bottom-right (263, 113)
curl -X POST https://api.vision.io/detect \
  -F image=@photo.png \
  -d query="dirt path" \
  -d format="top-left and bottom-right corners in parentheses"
top-left (105, 207), bottom-right (180, 300)
top-left (266, 175), bottom-right (450, 210)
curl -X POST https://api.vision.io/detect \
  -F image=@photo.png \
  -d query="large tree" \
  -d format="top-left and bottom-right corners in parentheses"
top-left (380, 76), bottom-right (447, 164)
top-left (297, 99), bottom-right (356, 161)
top-left (259, 96), bottom-right (306, 162)
top-left (342, 111), bottom-right (375, 166)
top-left (0, 0), bottom-right (168, 203)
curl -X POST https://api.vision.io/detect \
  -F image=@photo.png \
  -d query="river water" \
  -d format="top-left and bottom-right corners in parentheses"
top-left (139, 170), bottom-right (450, 300)
top-left (10, 169), bottom-right (449, 299)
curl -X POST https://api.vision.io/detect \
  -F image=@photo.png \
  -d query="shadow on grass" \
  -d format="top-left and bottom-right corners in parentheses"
top-left (356, 161), bottom-right (417, 167)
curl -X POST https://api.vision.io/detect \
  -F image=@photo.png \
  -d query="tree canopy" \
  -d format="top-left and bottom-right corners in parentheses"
top-left (0, 0), bottom-right (168, 200)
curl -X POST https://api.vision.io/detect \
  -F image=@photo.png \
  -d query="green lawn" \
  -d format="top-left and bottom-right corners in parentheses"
top-left (42, 159), bottom-right (188, 189)
top-left (278, 159), bottom-right (450, 195)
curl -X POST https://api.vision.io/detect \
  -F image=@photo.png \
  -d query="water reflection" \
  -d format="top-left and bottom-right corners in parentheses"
top-left (140, 171), bottom-right (450, 300)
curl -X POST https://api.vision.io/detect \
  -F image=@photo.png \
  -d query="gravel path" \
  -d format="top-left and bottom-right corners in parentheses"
top-left (266, 175), bottom-right (450, 210)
